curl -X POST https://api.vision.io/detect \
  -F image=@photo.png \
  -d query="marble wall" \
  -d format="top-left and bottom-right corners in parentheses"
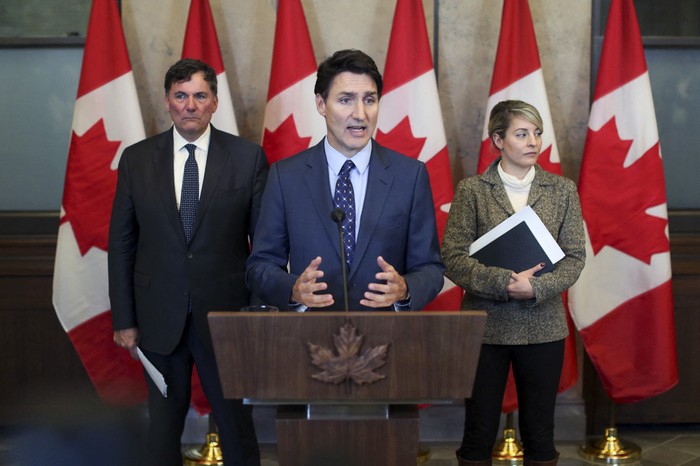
top-left (122, 0), bottom-right (591, 184)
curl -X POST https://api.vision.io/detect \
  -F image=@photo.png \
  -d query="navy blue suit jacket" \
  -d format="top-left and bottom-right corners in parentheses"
top-left (246, 139), bottom-right (444, 311)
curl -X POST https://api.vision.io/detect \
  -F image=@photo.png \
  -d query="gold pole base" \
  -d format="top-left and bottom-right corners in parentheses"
top-left (183, 432), bottom-right (224, 466)
top-left (417, 443), bottom-right (431, 464)
top-left (492, 427), bottom-right (524, 461)
top-left (579, 427), bottom-right (641, 464)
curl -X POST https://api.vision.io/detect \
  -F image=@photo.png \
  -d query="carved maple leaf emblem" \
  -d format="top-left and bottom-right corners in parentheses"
top-left (307, 322), bottom-right (389, 385)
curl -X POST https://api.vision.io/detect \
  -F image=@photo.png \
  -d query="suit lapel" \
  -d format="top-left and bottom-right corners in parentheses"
top-left (152, 130), bottom-right (186, 246)
top-left (191, 128), bottom-right (228, 241)
top-left (303, 141), bottom-right (341, 261)
top-left (484, 161), bottom-right (550, 215)
top-left (526, 165), bottom-right (547, 208)
top-left (351, 142), bottom-right (393, 276)
top-left (483, 161), bottom-right (515, 216)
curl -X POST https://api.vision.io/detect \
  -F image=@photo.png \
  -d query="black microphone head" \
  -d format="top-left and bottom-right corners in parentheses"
top-left (331, 208), bottom-right (346, 223)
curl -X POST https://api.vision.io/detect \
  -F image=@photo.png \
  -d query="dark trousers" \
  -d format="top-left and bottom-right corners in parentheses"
top-left (141, 316), bottom-right (260, 466)
top-left (458, 340), bottom-right (564, 462)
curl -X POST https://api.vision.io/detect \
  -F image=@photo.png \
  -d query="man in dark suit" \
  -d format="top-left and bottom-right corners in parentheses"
top-left (246, 49), bottom-right (443, 311)
top-left (109, 59), bottom-right (267, 466)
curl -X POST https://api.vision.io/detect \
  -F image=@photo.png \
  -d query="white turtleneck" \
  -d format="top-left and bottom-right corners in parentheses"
top-left (497, 162), bottom-right (535, 212)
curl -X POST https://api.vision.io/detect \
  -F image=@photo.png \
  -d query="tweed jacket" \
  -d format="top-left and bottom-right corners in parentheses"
top-left (442, 158), bottom-right (585, 345)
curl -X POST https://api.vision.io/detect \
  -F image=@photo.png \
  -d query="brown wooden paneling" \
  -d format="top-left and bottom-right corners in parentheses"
top-left (276, 405), bottom-right (419, 466)
top-left (0, 216), bottom-right (94, 421)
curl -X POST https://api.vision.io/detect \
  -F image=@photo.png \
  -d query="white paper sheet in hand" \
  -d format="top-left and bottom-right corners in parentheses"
top-left (137, 347), bottom-right (168, 397)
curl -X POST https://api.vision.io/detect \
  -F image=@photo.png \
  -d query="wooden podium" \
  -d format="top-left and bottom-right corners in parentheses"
top-left (208, 311), bottom-right (486, 466)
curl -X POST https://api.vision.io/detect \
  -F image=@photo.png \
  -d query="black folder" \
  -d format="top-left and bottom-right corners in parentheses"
top-left (469, 206), bottom-right (564, 276)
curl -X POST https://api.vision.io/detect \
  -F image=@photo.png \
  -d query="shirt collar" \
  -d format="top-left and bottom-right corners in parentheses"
top-left (173, 125), bottom-right (212, 153)
top-left (324, 137), bottom-right (372, 176)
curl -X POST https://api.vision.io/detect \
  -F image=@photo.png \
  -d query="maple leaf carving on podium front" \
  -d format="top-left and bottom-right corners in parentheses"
top-left (307, 322), bottom-right (389, 385)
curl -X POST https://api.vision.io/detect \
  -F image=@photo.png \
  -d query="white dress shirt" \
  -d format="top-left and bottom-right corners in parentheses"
top-left (173, 126), bottom-right (211, 208)
top-left (324, 137), bottom-right (372, 242)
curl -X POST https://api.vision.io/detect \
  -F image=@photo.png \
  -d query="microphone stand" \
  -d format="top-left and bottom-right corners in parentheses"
top-left (331, 208), bottom-right (350, 312)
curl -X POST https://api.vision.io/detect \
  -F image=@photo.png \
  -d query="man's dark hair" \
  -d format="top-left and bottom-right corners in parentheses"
top-left (314, 49), bottom-right (383, 101)
top-left (164, 58), bottom-right (218, 96)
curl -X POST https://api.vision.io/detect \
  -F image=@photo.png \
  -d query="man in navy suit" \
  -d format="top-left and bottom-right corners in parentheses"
top-left (109, 59), bottom-right (267, 466)
top-left (246, 49), bottom-right (443, 311)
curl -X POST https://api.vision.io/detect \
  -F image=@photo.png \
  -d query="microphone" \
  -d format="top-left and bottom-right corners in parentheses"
top-left (330, 208), bottom-right (350, 312)
top-left (330, 207), bottom-right (345, 224)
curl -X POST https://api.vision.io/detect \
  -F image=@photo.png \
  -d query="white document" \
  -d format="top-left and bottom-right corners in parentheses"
top-left (137, 347), bottom-right (168, 398)
top-left (468, 205), bottom-right (565, 264)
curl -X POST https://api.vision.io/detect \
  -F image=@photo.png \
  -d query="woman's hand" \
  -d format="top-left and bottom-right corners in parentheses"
top-left (507, 262), bottom-right (545, 300)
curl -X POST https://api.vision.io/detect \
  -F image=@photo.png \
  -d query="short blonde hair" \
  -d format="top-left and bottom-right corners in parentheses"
top-left (488, 100), bottom-right (544, 145)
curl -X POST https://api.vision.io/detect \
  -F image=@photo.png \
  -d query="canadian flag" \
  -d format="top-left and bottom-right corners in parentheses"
top-left (52, 0), bottom-right (146, 405)
top-left (568, 0), bottom-right (678, 403)
top-left (478, 0), bottom-right (577, 412)
top-left (477, 0), bottom-right (560, 175)
top-left (261, 0), bottom-right (326, 165)
top-left (182, 0), bottom-right (237, 415)
top-left (376, 0), bottom-right (461, 311)
top-left (182, 0), bottom-right (238, 135)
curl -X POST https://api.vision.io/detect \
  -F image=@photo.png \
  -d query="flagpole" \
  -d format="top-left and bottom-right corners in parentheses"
top-left (417, 444), bottom-right (431, 464)
top-left (433, 0), bottom-right (439, 79)
top-left (183, 415), bottom-right (223, 465)
top-left (492, 412), bottom-right (524, 462)
top-left (579, 401), bottom-right (641, 463)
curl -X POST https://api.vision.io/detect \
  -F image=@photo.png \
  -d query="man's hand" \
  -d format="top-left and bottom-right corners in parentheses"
top-left (361, 256), bottom-right (408, 308)
top-left (291, 256), bottom-right (334, 308)
top-left (114, 327), bottom-right (140, 360)
top-left (507, 262), bottom-right (545, 300)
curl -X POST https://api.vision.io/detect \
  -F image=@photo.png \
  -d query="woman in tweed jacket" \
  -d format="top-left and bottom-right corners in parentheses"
top-left (442, 101), bottom-right (585, 466)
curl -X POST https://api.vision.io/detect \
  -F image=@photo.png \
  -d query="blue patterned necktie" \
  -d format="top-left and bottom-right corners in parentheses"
top-left (334, 160), bottom-right (356, 267)
top-left (180, 144), bottom-right (199, 244)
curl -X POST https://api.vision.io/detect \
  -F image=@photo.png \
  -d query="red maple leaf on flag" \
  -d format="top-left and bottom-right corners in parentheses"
top-left (534, 146), bottom-right (558, 175)
top-left (377, 117), bottom-right (452, 240)
top-left (263, 115), bottom-right (312, 165)
top-left (424, 147), bottom-right (452, 242)
top-left (580, 117), bottom-right (669, 264)
top-left (61, 119), bottom-right (120, 256)
top-left (375, 116), bottom-right (426, 161)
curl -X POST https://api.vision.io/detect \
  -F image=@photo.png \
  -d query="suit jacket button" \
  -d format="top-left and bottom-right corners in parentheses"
top-left (187, 253), bottom-right (193, 259)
